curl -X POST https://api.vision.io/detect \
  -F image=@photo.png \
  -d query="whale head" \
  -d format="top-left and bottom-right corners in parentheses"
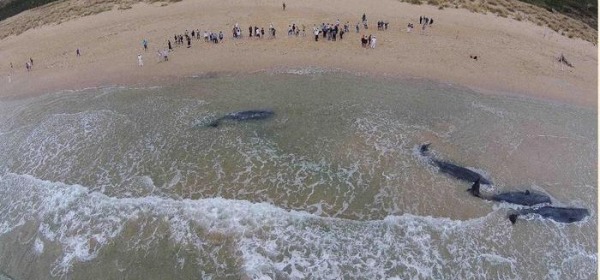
top-left (419, 143), bottom-right (431, 156)
top-left (508, 213), bottom-right (519, 224)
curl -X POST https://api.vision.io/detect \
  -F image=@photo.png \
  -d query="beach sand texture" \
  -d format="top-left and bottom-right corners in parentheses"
top-left (0, 0), bottom-right (597, 107)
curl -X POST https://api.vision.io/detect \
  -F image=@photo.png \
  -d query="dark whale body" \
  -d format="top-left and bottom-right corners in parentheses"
top-left (509, 206), bottom-right (589, 224)
top-left (432, 160), bottom-right (492, 185)
top-left (419, 143), bottom-right (492, 185)
top-left (467, 179), bottom-right (551, 206)
top-left (208, 110), bottom-right (274, 127)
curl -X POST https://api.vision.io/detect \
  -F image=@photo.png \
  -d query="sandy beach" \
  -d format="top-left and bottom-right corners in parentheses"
top-left (0, 0), bottom-right (597, 107)
top-left (0, 1), bottom-right (598, 278)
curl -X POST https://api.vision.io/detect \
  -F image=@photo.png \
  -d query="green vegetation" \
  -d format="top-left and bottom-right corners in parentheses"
top-left (0, 0), bottom-right (596, 42)
top-left (518, 0), bottom-right (597, 29)
top-left (0, 0), bottom-right (62, 22)
top-left (395, 0), bottom-right (597, 42)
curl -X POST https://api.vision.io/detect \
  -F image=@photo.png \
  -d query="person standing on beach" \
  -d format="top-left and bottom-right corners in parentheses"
top-left (370, 36), bottom-right (377, 48)
top-left (249, 26), bottom-right (253, 38)
top-left (142, 39), bottom-right (148, 51)
top-left (283, 2), bottom-right (286, 10)
top-left (76, 48), bottom-right (81, 57)
top-left (10, 62), bottom-right (13, 70)
top-left (168, 40), bottom-right (172, 51)
top-left (163, 49), bottom-right (169, 61)
top-left (29, 58), bottom-right (33, 67)
top-left (314, 27), bottom-right (319, 41)
top-left (137, 54), bottom-right (143, 66)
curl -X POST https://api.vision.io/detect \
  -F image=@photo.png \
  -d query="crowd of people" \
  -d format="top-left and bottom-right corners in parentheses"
top-left (377, 20), bottom-right (390, 31)
top-left (360, 34), bottom-right (377, 48)
top-left (8, 11), bottom-right (438, 72)
top-left (312, 21), bottom-right (349, 42)
top-left (418, 16), bottom-right (434, 34)
top-left (159, 13), bottom-right (403, 53)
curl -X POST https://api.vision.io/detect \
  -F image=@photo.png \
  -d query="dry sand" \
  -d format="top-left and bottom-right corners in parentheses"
top-left (0, 0), bottom-right (596, 107)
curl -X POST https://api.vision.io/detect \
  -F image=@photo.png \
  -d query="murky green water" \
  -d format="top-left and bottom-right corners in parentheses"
top-left (0, 71), bottom-right (596, 279)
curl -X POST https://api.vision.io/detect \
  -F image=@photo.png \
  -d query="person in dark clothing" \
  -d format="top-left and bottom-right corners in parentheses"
top-left (332, 25), bottom-right (338, 41)
top-left (168, 40), bottom-right (172, 51)
top-left (362, 13), bottom-right (366, 22)
top-left (283, 2), bottom-right (286, 10)
top-left (420, 16), bottom-right (423, 24)
top-left (249, 26), bottom-right (253, 37)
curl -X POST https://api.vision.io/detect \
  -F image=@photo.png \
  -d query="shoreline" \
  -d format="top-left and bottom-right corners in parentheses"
top-left (0, 0), bottom-right (596, 107)
top-left (3, 67), bottom-right (592, 112)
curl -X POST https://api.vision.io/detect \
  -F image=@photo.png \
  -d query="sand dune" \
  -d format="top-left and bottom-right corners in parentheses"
top-left (0, 0), bottom-right (596, 107)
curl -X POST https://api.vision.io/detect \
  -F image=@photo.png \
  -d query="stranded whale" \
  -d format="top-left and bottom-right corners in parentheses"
top-left (467, 178), bottom-right (551, 206)
top-left (208, 110), bottom-right (274, 127)
top-left (508, 206), bottom-right (589, 224)
top-left (419, 143), bottom-right (492, 185)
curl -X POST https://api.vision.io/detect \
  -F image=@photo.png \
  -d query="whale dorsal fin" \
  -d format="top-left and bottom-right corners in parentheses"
top-left (467, 178), bottom-right (481, 197)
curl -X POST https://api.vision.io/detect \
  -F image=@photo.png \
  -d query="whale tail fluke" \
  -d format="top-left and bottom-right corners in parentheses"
top-left (508, 213), bottom-right (519, 224)
top-left (466, 178), bottom-right (481, 197)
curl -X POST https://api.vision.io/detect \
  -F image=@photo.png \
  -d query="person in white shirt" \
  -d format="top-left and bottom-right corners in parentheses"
top-left (137, 54), bottom-right (143, 66)
top-left (370, 36), bottom-right (377, 48)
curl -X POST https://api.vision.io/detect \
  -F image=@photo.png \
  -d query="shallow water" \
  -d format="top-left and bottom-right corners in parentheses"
top-left (0, 71), bottom-right (596, 279)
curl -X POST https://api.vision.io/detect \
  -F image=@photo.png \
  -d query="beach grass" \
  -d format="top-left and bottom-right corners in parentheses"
top-left (0, 0), bottom-right (597, 43)
top-left (397, 0), bottom-right (597, 43)
top-left (0, 0), bottom-right (179, 39)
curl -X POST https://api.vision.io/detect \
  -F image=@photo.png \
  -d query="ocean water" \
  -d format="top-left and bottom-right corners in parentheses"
top-left (0, 71), bottom-right (596, 279)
